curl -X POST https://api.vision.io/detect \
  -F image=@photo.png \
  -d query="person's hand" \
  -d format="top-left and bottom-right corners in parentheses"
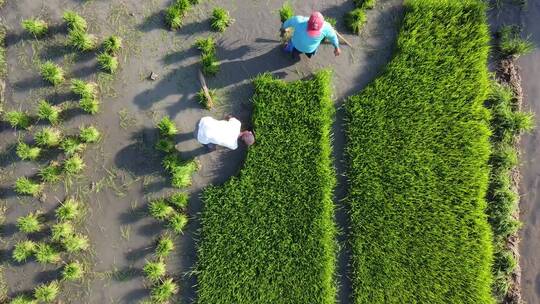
top-left (334, 48), bottom-right (342, 57)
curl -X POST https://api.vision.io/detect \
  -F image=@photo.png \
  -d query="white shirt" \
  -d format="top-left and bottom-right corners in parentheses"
top-left (197, 116), bottom-right (242, 150)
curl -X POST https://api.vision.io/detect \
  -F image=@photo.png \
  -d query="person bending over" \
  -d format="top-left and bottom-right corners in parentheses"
top-left (196, 115), bottom-right (255, 151)
top-left (281, 11), bottom-right (341, 58)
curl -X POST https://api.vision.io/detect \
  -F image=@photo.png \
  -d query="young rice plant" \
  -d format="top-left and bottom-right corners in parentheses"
top-left (35, 127), bottom-right (62, 147)
top-left (22, 18), bottom-right (48, 37)
top-left (63, 10), bottom-right (87, 31)
top-left (210, 7), bottom-right (232, 32)
top-left (62, 261), bottom-right (84, 281)
top-left (37, 100), bottom-right (61, 124)
top-left (16, 142), bottom-right (41, 161)
top-left (12, 240), bottom-right (36, 263)
top-left (39, 162), bottom-right (63, 183)
top-left (16, 212), bottom-right (42, 233)
top-left (40, 61), bottom-right (65, 86)
top-left (79, 125), bottom-right (101, 143)
top-left (102, 35), bottom-right (122, 54)
top-left (34, 243), bottom-right (61, 264)
top-left (34, 281), bottom-right (59, 302)
top-left (15, 177), bottom-right (43, 197)
top-left (5, 111), bottom-right (31, 129)
top-left (97, 53), bottom-right (118, 73)
top-left (143, 260), bottom-right (166, 282)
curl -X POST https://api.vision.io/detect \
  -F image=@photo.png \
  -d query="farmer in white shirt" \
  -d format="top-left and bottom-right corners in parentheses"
top-left (196, 116), bottom-right (255, 151)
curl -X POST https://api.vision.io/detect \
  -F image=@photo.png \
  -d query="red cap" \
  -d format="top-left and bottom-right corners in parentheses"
top-left (307, 12), bottom-right (324, 37)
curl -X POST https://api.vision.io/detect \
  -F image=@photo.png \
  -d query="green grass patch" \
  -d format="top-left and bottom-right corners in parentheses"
top-left (197, 70), bottom-right (336, 303)
top-left (345, 1), bottom-right (494, 303)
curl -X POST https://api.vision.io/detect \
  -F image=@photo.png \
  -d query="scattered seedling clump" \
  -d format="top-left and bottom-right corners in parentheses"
top-left (40, 61), bottom-right (65, 86)
top-left (34, 243), bottom-right (60, 264)
top-left (51, 222), bottom-right (74, 241)
top-left (34, 280), bottom-right (59, 302)
top-left (67, 29), bottom-right (98, 51)
top-left (345, 8), bottom-right (367, 34)
top-left (12, 240), bottom-right (36, 263)
top-left (62, 233), bottom-right (89, 253)
top-left (56, 198), bottom-right (81, 221)
top-left (165, 0), bottom-right (192, 30)
top-left (5, 110), bottom-right (31, 129)
top-left (15, 177), bottom-right (43, 197)
top-left (79, 125), bottom-right (101, 143)
top-left (198, 71), bottom-right (336, 302)
top-left (102, 35), bottom-right (122, 54)
top-left (148, 198), bottom-right (175, 221)
top-left (71, 79), bottom-right (97, 98)
top-left (39, 162), bottom-right (63, 183)
top-left (499, 25), bottom-right (534, 58)
top-left (22, 18), bottom-right (48, 37)
top-left (210, 7), bottom-right (233, 32)
top-left (63, 154), bottom-right (85, 175)
top-left (195, 37), bottom-right (219, 76)
top-left (155, 235), bottom-right (175, 258)
top-left (35, 127), bottom-right (62, 147)
top-left (167, 213), bottom-right (188, 234)
top-left (62, 261), bottom-right (84, 281)
top-left (16, 142), bottom-right (41, 161)
top-left (37, 100), bottom-right (61, 124)
top-left (150, 278), bottom-right (178, 303)
top-left (9, 295), bottom-right (36, 304)
top-left (79, 96), bottom-right (100, 114)
top-left (155, 138), bottom-right (175, 153)
top-left (143, 260), bottom-right (166, 282)
top-left (16, 212), bottom-right (42, 233)
top-left (60, 137), bottom-right (86, 156)
top-left (97, 52), bottom-right (118, 73)
top-left (345, 0), bottom-right (493, 302)
top-left (162, 154), bottom-right (198, 188)
top-left (63, 10), bottom-right (87, 31)
top-left (169, 192), bottom-right (188, 210)
top-left (157, 116), bottom-right (178, 137)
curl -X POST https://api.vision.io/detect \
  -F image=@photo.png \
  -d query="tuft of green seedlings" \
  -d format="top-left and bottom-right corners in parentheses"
top-left (67, 29), bottom-right (98, 51)
top-left (56, 198), bottom-right (82, 221)
top-left (157, 116), bottom-right (178, 137)
top-left (196, 88), bottom-right (216, 109)
top-left (8, 294), bottom-right (36, 304)
top-left (60, 137), bottom-right (86, 156)
top-left (34, 280), bottom-right (59, 302)
top-left (143, 260), bottom-right (167, 282)
top-left (354, 0), bottom-right (376, 9)
top-left (499, 25), bottom-right (535, 57)
top-left (12, 240), bottom-right (36, 263)
top-left (39, 161), bottom-right (63, 183)
top-left (63, 154), bottom-right (85, 175)
top-left (211, 7), bottom-right (232, 32)
top-left (16, 213), bottom-right (42, 233)
top-left (169, 192), bottom-right (188, 210)
top-left (165, 0), bottom-right (191, 30)
top-left (62, 261), bottom-right (84, 281)
top-left (40, 61), bottom-right (65, 86)
top-left (35, 127), bottom-right (62, 147)
top-left (155, 235), bottom-right (175, 258)
top-left (102, 35), bottom-right (122, 54)
top-left (15, 177), bottom-right (43, 197)
top-left (37, 100), bottom-right (61, 125)
top-left (279, 2), bottom-right (294, 22)
top-left (62, 233), bottom-right (89, 253)
top-left (51, 222), bottom-right (74, 241)
top-left (21, 18), bottom-right (48, 37)
top-left (71, 79), bottom-right (97, 99)
top-left (34, 243), bottom-right (61, 264)
top-left (5, 111), bottom-right (31, 129)
top-left (148, 198), bottom-right (175, 221)
top-left (150, 278), bottom-right (178, 303)
top-left (79, 96), bottom-right (100, 114)
top-left (345, 8), bottom-right (367, 34)
top-left (195, 37), bottom-right (220, 76)
top-left (79, 125), bottom-right (101, 143)
top-left (97, 52), bottom-right (118, 73)
top-left (63, 10), bottom-right (87, 31)
top-left (167, 213), bottom-right (188, 234)
top-left (162, 154), bottom-right (198, 188)
top-left (16, 142), bottom-right (41, 161)
top-left (155, 138), bottom-right (175, 153)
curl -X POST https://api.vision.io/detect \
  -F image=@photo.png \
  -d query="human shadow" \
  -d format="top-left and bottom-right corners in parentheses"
top-left (114, 128), bottom-right (162, 178)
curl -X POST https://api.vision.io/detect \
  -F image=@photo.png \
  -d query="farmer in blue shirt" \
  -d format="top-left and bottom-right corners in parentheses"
top-left (281, 12), bottom-right (341, 58)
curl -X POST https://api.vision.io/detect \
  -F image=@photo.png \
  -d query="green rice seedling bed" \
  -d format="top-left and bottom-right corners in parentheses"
top-left (345, 0), bottom-right (494, 303)
top-left (197, 70), bottom-right (337, 303)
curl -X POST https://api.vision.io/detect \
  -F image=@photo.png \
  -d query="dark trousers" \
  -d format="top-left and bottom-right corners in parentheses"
top-left (292, 47), bottom-right (317, 58)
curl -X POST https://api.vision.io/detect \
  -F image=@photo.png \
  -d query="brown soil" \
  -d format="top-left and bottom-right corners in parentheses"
top-left (0, 0), bottom-right (404, 303)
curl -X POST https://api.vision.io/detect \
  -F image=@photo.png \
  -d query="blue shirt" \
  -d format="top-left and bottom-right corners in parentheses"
top-left (282, 16), bottom-right (339, 53)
